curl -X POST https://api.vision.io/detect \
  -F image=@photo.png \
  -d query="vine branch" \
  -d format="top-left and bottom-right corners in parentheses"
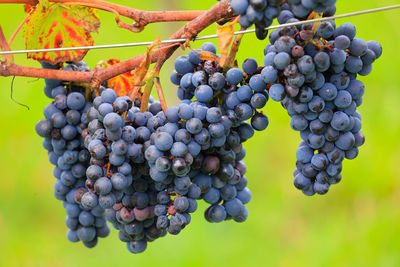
top-left (0, 25), bottom-right (13, 64)
top-left (66, 2), bottom-right (142, 33)
top-left (91, 0), bottom-right (233, 86)
top-left (0, 0), bottom-right (234, 87)
top-left (0, 0), bottom-right (205, 28)
top-left (8, 7), bottom-right (34, 47)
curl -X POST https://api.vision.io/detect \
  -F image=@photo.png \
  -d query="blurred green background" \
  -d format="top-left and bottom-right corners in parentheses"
top-left (0, 0), bottom-right (400, 266)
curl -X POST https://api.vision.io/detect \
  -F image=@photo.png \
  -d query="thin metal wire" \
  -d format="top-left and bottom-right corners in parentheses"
top-left (0, 4), bottom-right (399, 55)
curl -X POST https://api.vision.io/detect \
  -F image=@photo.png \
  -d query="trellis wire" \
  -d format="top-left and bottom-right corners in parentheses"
top-left (0, 4), bottom-right (399, 55)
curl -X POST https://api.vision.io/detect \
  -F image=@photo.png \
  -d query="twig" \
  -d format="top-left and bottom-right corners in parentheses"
top-left (0, 0), bottom-right (233, 86)
top-left (0, 25), bottom-right (14, 64)
top-left (154, 76), bottom-right (167, 114)
top-left (92, 0), bottom-right (233, 85)
top-left (225, 32), bottom-right (244, 69)
top-left (65, 2), bottom-right (143, 32)
top-left (0, 64), bottom-right (91, 81)
top-left (128, 86), bottom-right (141, 102)
top-left (8, 8), bottom-right (34, 47)
top-left (140, 76), bottom-right (154, 112)
top-left (0, 0), bottom-right (205, 28)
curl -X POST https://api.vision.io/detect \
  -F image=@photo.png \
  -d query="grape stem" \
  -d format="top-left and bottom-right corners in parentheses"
top-left (0, 25), bottom-right (13, 64)
top-left (7, 7), bottom-right (34, 47)
top-left (64, 1), bottom-right (145, 33)
top-left (154, 77), bottom-right (167, 114)
top-left (0, 0), bottom-right (233, 89)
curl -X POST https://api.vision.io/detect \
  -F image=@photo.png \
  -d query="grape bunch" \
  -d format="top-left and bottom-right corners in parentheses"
top-left (74, 41), bottom-right (259, 253)
top-left (170, 42), bottom-right (269, 221)
top-left (36, 49), bottom-right (259, 253)
top-left (32, 0), bottom-right (383, 254)
top-left (227, 0), bottom-right (336, 40)
top-left (263, 9), bottom-right (382, 195)
top-left (36, 61), bottom-right (110, 248)
top-left (83, 88), bottom-right (175, 253)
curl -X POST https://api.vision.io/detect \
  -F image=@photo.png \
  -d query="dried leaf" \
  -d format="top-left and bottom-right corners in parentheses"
top-left (226, 33), bottom-right (244, 69)
top-left (216, 19), bottom-right (236, 67)
top-left (23, 0), bottom-right (100, 64)
top-left (24, 4), bottom-right (33, 13)
top-left (154, 76), bottom-right (167, 114)
top-left (107, 38), bottom-right (161, 99)
top-left (199, 50), bottom-right (220, 62)
top-left (132, 37), bottom-right (161, 86)
top-left (140, 72), bottom-right (155, 112)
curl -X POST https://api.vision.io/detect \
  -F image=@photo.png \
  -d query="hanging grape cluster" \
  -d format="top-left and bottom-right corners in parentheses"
top-left (34, 0), bottom-right (381, 254)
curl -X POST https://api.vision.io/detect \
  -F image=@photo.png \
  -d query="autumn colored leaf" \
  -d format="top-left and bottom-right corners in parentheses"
top-left (199, 50), bottom-right (219, 62)
top-left (132, 37), bottom-right (161, 87)
top-left (128, 38), bottom-right (161, 101)
top-left (105, 59), bottom-right (136, 97)
top-left (226, 33), bottom-right (244, 69)
top-left (105, 39), bottom-right (161, 98)
top-left (24, 4), bottom-right (33, 13)
top-left (140, 72), bottom-right (155, 112)
top-left (23, 0), bottom-right (100, 64)
top-left (216, 17), bottom-right (237, 68)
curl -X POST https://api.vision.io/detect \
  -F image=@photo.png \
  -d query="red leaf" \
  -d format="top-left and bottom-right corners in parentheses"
top-left (24, 4), bottom-right (33, 13)
top-left (105, 59), bottom-right (136, 97)
top-left (23, 0), bottom-right (100, 65)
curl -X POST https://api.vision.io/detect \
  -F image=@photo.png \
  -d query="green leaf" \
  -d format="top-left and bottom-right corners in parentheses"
top-left (23, 0), bottom-right (100, 64)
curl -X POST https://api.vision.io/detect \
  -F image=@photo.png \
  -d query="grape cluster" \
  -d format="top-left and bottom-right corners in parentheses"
top-left (37, 44), bottom-right (263, 253)
top-left (36, 61), bottom-right (110, 248)
top-left (170, 42), bottom-right (268, 223)
top-left (33, 1), bottom-right (383, 254)
top-left (74, 41), bottom-right (260, 253)
top-left (228, 0), bottom-right (336, 40)
top-left (84, 88), bottom-right (172, 253)
top-left (263, 9), bottom-right (382, 195)
top-left (161, 102), bottom-right (251, 224)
